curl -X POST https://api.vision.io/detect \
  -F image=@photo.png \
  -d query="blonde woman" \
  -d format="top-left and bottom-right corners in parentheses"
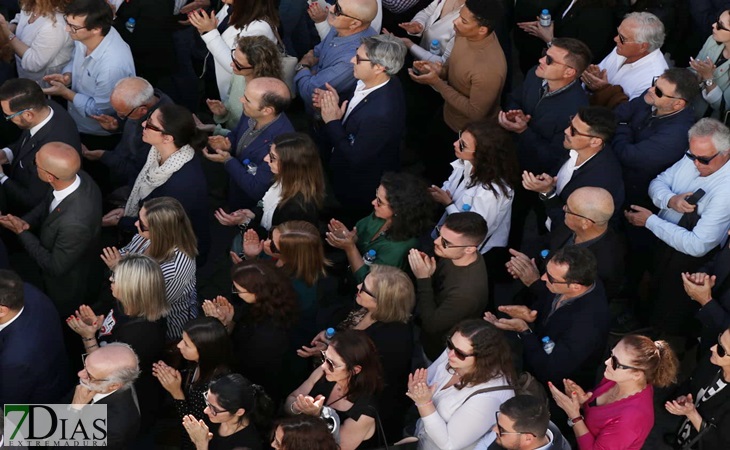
top-left (101, 196), bottom-right (198, 340)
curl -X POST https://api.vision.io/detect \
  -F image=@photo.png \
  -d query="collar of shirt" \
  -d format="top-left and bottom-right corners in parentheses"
top-left (569, 149), bottom-right (599, 170)
top-left (52, 174), bottom-right (82, 206)
top-left (542, 78), bottom-right (577, 98)
top-left (616, 48), bottom-right (665, 71)
top-left (0, 306), bottom-right (23, 333)
top-left (84, 29), bottom-right (117, 60)
top-left (92, 390), bottom-right (116, 404)
top-left (547, 282), bottom-right (596, 322)
top-left (30, 107), bottom-right (54, 137)
top-left (343, 79), bottom-right (390, 121)
top-left (534, 429), bottom-right (555, 450)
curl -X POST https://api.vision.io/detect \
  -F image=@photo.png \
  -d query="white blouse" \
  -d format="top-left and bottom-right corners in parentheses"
top-left (11, 11), bottom-right (73, 82)
top-left (407, 0), bottom-right (461, 63)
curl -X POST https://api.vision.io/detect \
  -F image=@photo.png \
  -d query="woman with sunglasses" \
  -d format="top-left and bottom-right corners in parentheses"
top-left (203, 260), bottom-right (299, 404)
top-left (101, 196), bottom-right (198, 341)
top-left (102, 104), bottom-right (210, 264)
top-left (67, 254), bottom-right (168, 433)
top-left (298, 264), bottom-right (415, 441)
top-left (549, 334), bottom-right (678, 450)
top-left (183, 373), bottom-right (274, 450)
top-left (153, 317), bottom-right (233, 450)
top-left (406, 319), bottom-right (515, 450)
top-left (270, 415), bottom-right (339, 450)
top-left (326, 171), bottom-right (435, 283)
top-left (664, 328), bottom-right (730, 449)
top-left (285, 329), bottom-right (383, 450)
top-left (690, 9), bottom-right (730, 120)
top-left (187, 0), bottom-right (277, 103)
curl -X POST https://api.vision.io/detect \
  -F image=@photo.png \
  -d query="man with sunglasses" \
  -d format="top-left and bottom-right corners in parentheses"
top-left (582, 12), bottom-right (667, 103)
top-left (41, 0), bottom-right (135, 151)
top-left (0, 78), bottom-right (81, 216)
top-left (474, 395), bottom-right (570, 450)
top-left (408, 212), bottom-right (489, 361)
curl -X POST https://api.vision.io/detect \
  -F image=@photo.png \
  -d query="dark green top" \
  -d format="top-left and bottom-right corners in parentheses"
top-left (353, 214), bottom-right (418, 282)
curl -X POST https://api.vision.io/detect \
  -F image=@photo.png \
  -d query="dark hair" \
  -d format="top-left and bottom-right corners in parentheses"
top-left (0, 270), bottom-right (24, 310)
top-left (464, 0), bottom-right (503, 33)
top-left (157, 104), bottom-right (208, 151)
top-left (229, 0), bottom-right (279, 30)
top-left (443, 212), bottom-right (488, 246)
top-left (237, 35), bottom-right (282, 79)
top-left (463, 122), bottom-right (519, 196)
top-left (551, 37), bottom-right (593, 75)
top-left (274, 132), bottom-right (325, 208)
top-left (662, 67), bottom-right (700, 103)
top-left (548, 246), bottom-right (597, 286)
top-left (231, 260), bottom-right (299, 328)
top-left (0, 78), bottom-right (49, 112)
top-left (328, 330), bottom-right (383, 401)
top-left (499, 395), bottom-right (550, 438)
top-left (448, 320), bottom-right (516, 388)
top-left (209, 374), bottom-right (274, 432)
top-left (275, 416), bottom-right (339, 450)
top-left (64, 0), bottom-right (113, 35)
top-left (577, 106), bottom-right (616, 142)
top-left (183, 317), bottom-right (232, 387)
top-left (621, 335), bottom-right (679, 388)
top-left (380, 172), bottom-right (435, 241)
top-left (260, 90), bottom-right (291, 115)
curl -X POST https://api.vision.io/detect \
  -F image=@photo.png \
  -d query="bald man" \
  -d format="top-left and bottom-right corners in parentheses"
top-left (206, 77), bottom-right (294, 211)
top-left (294, 0), bottom-right (378, 114)
top-left (0, 142), bottom-right (102, 316)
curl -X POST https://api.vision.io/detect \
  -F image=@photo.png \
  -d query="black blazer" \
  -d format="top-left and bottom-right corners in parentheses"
top-left (19, 171), bottom-right (102, 316)
top-left (2, 101), bottom-right (81, 215)
top-left (0, 282), bottom-right (72, 405)
top-left (696, 243), bottom-right (730, 354)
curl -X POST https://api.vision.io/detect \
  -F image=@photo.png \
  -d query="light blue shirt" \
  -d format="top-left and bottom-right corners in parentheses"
top-left (647, 155), bottom-right (730, 257)
top-left (63, 28), bottom-right (135, 135)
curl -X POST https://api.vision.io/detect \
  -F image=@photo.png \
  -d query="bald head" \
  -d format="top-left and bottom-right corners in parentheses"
top-left (347, 0), bottom-right (377, 24)
top-left (111, 77), bottom-right (155, 109)
top-left (568, 187), bottom-right (614, 224)
top-left (85, 343), bottom-right (140, 391)
top-left (36, 142), bottom-right (81, 182)
top-left (248, 77), bottom-right (292, 115)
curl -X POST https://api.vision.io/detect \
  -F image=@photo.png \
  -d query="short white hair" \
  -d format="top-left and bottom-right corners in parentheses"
top-left (113, 77), bottom-right (155, 109)
top-left (688, 118), bottom-right (730, 155)
top-left (624, 12), bottom-right (665, 52)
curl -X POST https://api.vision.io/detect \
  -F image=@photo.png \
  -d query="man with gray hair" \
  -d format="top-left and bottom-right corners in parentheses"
top-left (317, 34), bottom-right (407, 221)
top-left (81, 77), bottom-right (174, 193)
top-left (69, 342), bottom-right (141, 449)
top-left (583, 12), bottom-right (668, 101)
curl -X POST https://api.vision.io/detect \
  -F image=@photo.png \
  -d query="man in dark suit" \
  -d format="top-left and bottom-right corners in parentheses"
top-left (67, 343), bottom-right (141, 450)
top-left (0, 79), bottom-right (81, 215)
top-left (0, 270), bottom-right (72, 405)
top-left (317, 34), bottom-right (406, 224)
top-left (0, 142), bottom-right (101, 317)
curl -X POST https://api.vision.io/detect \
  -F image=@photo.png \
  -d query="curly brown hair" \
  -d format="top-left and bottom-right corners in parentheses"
top-left (463, 122), bottom-right (520, 198)
top-left (20, 0), bottom-right (69, 18)
top-left (231, 260), bottom-right (299, 328)
top-left (448, 320), bottom-right (516, 389)
top-left (379, 172), bottom-right (435, 241)
top-left (236, 35), bottom-right (282, 80)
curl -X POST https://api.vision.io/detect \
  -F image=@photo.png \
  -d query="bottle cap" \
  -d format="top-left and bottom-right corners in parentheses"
top-left (367, 249), bottom-right (376, 256)
top-left (243, 158), bottom-right (251, 164)
top-left (461, 204), bottom-right (472, 211)
top-left (542, 336), bottom-right (550, 343)
top-left (128, 18), bottom-right (136, 23)
top-left (540, 249), bottom-right (549, 258)
top-left (431, 39), bottom-right (439, 45)
top-left (542, 9), bottom-right (548, 14)
top-left (326, 327), bottom-right (335, 336)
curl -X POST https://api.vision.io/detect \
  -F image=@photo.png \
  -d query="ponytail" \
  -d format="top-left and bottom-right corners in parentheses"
top-left (622, 335), bottom-right (679, 388)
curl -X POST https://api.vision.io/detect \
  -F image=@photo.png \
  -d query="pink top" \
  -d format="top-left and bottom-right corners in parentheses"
top-left (576, 378), bottom-right (654, 450)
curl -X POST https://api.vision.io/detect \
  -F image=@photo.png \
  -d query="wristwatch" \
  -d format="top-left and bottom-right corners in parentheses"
top-left (567, 415), bottom-right (584, 427)
top-left (704, 79), bottom-right (714, 87)
top-left (295, 63), bottom-right (311, 72)
top-left (538, 189), bottom-right (556, 201)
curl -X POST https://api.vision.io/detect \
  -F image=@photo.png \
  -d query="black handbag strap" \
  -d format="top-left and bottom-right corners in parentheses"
top-left (460, 385), bottom-right (514, 409)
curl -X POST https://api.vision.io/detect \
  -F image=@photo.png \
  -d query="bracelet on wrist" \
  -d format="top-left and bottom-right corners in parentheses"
top-left (290, 403), bottom-right (302, 415)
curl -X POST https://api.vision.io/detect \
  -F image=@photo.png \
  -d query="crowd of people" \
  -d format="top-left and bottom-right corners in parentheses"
top-left (3, 0), bottom-right (730, 449)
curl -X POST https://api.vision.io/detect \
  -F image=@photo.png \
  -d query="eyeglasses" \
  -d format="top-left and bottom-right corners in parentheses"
top-left (268, 237), bottom-right (279, 254)
top-left (717, 333), bottom-right (728, 358)
top-left (64, 15), bottom-right (87, 33)
top-left (143, 121), bottom-right (167, 134)
top-left (355, 53), bottom-right (372, 65)
top-left (137, 219), bottom-right (149, 232)
top-left (374, 189), bottom-right (389, 207)
top-left (33, 159), bottom-right (60, 180)
top-left (435, 226), bottom-right (474, 249)
top-left (494, 411), bottom-right (536, 437)
top-left (118, 105), bottom-right (140, 120)
top-left (231, 283), bottom-right (251, 295)
top-left (331, 0), bottom-right (362, 21)
top-left (616, 29), bottom-right (634, 45)
top-left (446, 336), bottom-right (474, 360)
top-left (610, 353), bottom-right (642, 371)
top-left (541, 48), bottom-right (573, 69)
top-left (358, 279), bottom-right (377, 299)
top-left (651, 77), bottom-right (684, 101)
top-left (82, 353), bottom-right (109, 383)
top-left (568, 115), bottom-right (601, 139)
top-left (4, 108), bottom-right (32, 121)
top-left (545, 270), bottom-right (571, 285)
top-left (203, 390), bottom-right (228, 416)
top-left (717, 15), bottom-right (730, 32)
top-left (685, 150), bottom-right (720, 165)
top-left (563, 204), bottom-right (596, 223)
top-left (231, 50), bottom-right (253, 71)
top-left (320, 350), bottom-right (343, 371)
top-left (457, 130), bottom-right (475, 153)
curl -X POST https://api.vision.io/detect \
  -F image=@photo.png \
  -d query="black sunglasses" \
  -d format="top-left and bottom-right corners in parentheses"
top-left (545, 270), bottom-right (570, 285)
top-left (568, 115), bottom-right (601, 139)
top-left (541, 48), bottom-right (573, 69)
top-left (446, 336), bottom-right (474, 360)
top-left (231, 50), bottom-right (253, 71)
top-left (617, 28), bottom-right (632, 45)
top-left (718, 333), bottom-right (728, 358)
top-left (685, 150), bottom-right (720, 165)
top-left (355, 53), bottom-right (371, 64)
top-left (717, 15), bottom-right (730, 32)
top-left (320, 350), bottom-right (342, 371)
top-left (332, 1), bottom-right (362, 21)
top-left (143, 121), bottom-right (168, 134)
top-left (137, 219), bottom-right (149, 232)
top-left (358, 279), bottom-right (377, 299)
top-left (435, 226), bottom-right (474, 249)
top-left (610, 353), bottom-right (642, 371)
top-left (652, 77), bottom-right (684, 101)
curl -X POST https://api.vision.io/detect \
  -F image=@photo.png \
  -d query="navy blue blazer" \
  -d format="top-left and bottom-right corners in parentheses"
top-left (326, 77), bottom-right (405, 208)
top-left (0, 282), bottom-right (72, 405)
top-left (224, 114), bottom-right (295, 211)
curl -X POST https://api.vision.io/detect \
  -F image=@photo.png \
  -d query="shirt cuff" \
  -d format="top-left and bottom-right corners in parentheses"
top-left (72, 92), bottom-right (91, 116)
top-left (0, 174), bottom-right (9, 184)
top-left (1, 147), bottom-right (13, 164)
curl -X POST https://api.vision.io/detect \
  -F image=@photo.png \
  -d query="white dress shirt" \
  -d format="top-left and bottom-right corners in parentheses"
top-left (0, 306), bottom-right (23, 333)
top-left (546, 150), bottom-right (597, 230)
top-left (0, 108), bottom-right (55, 184)
top-left (598, 47), bottom-right (668, 100)
top-left (49, 174), bottom-right (81, 212)
top-left (342, 79), bottom-right (389, 123)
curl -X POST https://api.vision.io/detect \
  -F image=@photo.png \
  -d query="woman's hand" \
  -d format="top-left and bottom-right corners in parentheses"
top-left (188, 9), bottom-right (218, 34)
top-left (690, 56), bottom-right (716, 82)
top-left (182, 415), bottom-right (213, 449)
top-left (297, 329), bottom-right (328, 358)
top-left (100, 246), bottom-right (122, 269)
top-left (202, 296), bottom-right (235, 328)
top-left (325, 219), bottom-right (357, 250)
top-left (214, 208), bottom-right (254, 226)
top-left (307, 2), bottom-right (328, 23)
top-left (206, 99), bottom-right (228, 117)
top-left (66, 307), bottom-right (102, 339)
top-left (406, 380), bottom-right (436, 405)
top-left (102, 208), bottom-right (124, 227)
top-left (292, 394), bottom-right (325, 416)
top-left (562, 379), bottom-right (592, 405)
top-left (407, 368), bottom-right (428, 392)
top-left (516, 19), bottom-right (554, 43)
top-left (665, 394), bottom-right (697, 417)
top-left (242, 229), bottom-right (264, 259)
top-left (152, 361), bottom-right (185, 399)
top-left (428, 185), bottom-right (452, 205)
top-left (398, 21), bottom-right (424, 35)
top-left (548, 381), bottom-right (582, 419)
